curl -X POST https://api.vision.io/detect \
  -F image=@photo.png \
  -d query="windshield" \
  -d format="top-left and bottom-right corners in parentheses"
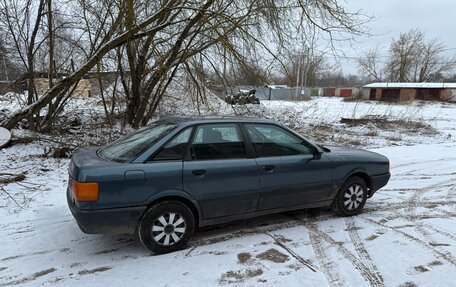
top-left (98, 121), bottom-right (177, 162)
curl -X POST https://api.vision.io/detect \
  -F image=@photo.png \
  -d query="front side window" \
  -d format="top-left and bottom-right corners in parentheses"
top-left (245, 124), bottom-right (312, 157)
top-left (98, 121), bottom-right (177, 163)
top-left (151, 127), bottom-right (192, 161)
top-left (190, 124), bottom-right (247, 160)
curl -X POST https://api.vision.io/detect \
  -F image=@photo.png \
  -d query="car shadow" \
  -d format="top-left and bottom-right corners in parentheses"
top-left (189, 207), bottom-right (334, 245)
top-left (90, 207), bottom-right (335, 256)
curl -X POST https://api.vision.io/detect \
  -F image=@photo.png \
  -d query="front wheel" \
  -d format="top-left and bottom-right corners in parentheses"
top-left (333, 176), bottom-right (368, 216)
top-left (137, 201), bottom-right (195, 254)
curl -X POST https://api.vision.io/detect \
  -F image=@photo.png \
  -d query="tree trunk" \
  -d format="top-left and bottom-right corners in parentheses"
top-left (46, 0), bottom-right (54, 131)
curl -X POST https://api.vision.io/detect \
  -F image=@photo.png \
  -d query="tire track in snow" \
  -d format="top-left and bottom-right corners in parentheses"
top-left (189, 212), bottom-right (339, 248)
top-left (383, 212), bottom-right (455, 222)
top-left (403, 178), bottom-right (456, 252)
top-left (418, 223), bottom-right (456, 242)
top-left (307, 225), bottom-right (346, 287)
top-left (189, 202), bottom-right (453, 253)
top-left (433, 207), bottom-right (456, 218)
top-left (298, 217), bottom-right (385, 287)
top-left (445, 183), bottom-right (456, 203)
top-left (345, 217), bottom-right (384, 285)
top-left (364, 199), bottom-right (456, 213)
top-left (405, 179), bottom-right (456, 214)
top-left (189, 221), bottom-right (303, 248)
top-left (264, 232), bottom-right (317, 272)
top-left (360, 216), bottom-right (456, 268)
top-left (0, 218), bottom-right (72, 232)
top-left (393, 158), bottom-right (456, 169)
top-left (415, 225), bottom-right (435, 243)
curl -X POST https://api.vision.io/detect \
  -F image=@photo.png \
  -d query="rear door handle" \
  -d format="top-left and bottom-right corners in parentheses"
top-left (262, 165), bottom-right (275, 172)
top-left (192, 169), bottom-right (206, 176)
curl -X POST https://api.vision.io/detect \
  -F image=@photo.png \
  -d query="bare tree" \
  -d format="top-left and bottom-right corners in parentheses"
top-left (357, 46), bottom-right (383, 81)
top-left (281, 49), bottom-right (327, 87)
top-left (0, 0), bottom-right (47, 130)
top-left (232, 63), bottom-right (269, 86)
top-left (416, 38), bottom-right (456, 82)
top-left (0, 37), bottom-right (21, 81)
top-left (0, 0), bottom-right (81, 130)
top-left (1, 0), bottom-right (370, 130)
top-left (358, 29), bottom-right (455, 83)
top-left (385, 29), bottom-right (424, 82)
top-left (384, 29), bottom-right (455, 82)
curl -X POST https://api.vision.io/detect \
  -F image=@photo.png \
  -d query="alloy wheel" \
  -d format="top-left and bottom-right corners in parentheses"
top-left (151, 212), bottom-right (187, 246)
top-left (343, 184), bottom-right (364, 211)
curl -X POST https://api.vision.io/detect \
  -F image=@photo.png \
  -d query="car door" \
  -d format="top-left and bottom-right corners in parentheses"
top-left (138, 127), bottom-right (194, 204)
top-left (183, 123), bottom-right (259, 219)
top-left (244, 123), bottom-right (333, 211)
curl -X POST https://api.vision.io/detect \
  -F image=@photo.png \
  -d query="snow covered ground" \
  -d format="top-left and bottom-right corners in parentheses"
top-left (0, 97), bottom-right (455, 286)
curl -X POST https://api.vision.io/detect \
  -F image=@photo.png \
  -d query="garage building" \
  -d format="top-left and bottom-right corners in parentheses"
top-left (362, 82), bottom-right (456, 102)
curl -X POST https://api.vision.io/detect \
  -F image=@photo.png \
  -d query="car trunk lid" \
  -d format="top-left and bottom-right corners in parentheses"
top-left (69, 147), bottom-right (118, 181)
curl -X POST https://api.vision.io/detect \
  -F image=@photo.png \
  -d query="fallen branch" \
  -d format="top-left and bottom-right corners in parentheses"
top-left (0, 186), bottom-right (23, 208)
top-left (0, 173), bottom-right (26, 184)
top-left (10, 136), bottom-right (78, 148)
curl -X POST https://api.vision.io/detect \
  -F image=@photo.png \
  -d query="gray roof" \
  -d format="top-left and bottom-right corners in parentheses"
top-left (364, 82), bottom-right (456, 89)
top-left (166, 116), bottom-right (277, 125)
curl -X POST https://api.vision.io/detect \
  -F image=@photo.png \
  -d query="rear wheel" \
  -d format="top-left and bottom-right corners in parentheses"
top-left (137, 201), bottom-right (195, 254)
top-left (333, 176), bottom-right (368, 216)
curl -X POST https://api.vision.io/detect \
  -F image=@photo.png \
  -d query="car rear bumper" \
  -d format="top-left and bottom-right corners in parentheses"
top-left (67, 189), bottom-right (146, 234)
top-left (369, 173), bottom-right (391, 197)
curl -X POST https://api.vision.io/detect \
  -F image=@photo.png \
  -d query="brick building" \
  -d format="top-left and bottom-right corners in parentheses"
top-left (362, 82), bottom-right (456, 102)
top-left (12, 72), bottom-right (117, 98)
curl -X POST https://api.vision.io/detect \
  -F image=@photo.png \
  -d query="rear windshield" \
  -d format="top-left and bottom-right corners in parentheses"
top-left (98, 122), bottom-right (177, 162)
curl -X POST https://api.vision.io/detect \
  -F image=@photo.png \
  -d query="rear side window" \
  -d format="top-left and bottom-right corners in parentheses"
top-left (190, 124), bottom-right (247, 160)
top-left (98, 122), bottom-right (177, 163)
top-left (245, 124), bottom-right (312, 157)
top-left (151, 127), bottom-right (192, 161)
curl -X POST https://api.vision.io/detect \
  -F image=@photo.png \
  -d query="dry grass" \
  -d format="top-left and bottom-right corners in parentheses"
top-left (256, 248), bottom-right (289, 263)
top-left (237, 252), bottom-right (251, 264)
top-left (387, 135), bottom-right (402, 141)
top-left (340, 116), bottom-right (437, 134)
top-left (347, 139), bottom-right (362, 146)
top-left (219, 268), bottom-right (263, 284)
top-left (292, 95), bottom-right (312, 101)
top-left (364, 130), bottom-right (378, 137)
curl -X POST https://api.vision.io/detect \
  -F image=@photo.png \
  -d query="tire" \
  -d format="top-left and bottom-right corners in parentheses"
top-left (333, 176), bottom-right (368, 216)
top-left (137, 201), bottom-right (195, 254)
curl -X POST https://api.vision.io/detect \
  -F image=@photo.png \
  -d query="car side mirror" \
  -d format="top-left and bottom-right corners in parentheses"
top-left (313, 149), bottom-right (322, 159)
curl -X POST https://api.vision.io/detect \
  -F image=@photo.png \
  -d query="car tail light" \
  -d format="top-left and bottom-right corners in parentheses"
top-left (72, 180), bottom-right (99, 202)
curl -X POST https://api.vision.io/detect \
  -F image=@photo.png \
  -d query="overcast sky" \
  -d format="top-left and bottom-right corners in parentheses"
top-left (337, 0), bottom-right (456, 74)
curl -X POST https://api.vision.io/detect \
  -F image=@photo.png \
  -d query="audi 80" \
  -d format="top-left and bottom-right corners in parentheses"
top-left (67, 117), bottom-right (390, 253)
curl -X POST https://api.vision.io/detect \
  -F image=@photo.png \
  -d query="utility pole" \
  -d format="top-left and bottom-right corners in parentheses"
top-left (3, 55), bottom-right (8, 82)
top-left (296, 54), bottom-right (301, 98)
top-left (301, 47), bottom-right (308, 96)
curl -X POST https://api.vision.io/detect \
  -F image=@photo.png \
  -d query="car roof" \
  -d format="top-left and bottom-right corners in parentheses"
top-left (163, 116), bottom-right (279, 126)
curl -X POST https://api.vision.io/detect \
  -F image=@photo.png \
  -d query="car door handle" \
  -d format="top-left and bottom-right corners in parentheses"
top-left (192, 169), bottom-right (206, 176)
top-left (262, 165), bottom-right (275, 172)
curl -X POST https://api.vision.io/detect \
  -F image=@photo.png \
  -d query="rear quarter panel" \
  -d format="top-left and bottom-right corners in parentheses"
top-left (78, 161), bottom-right (188, 210)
